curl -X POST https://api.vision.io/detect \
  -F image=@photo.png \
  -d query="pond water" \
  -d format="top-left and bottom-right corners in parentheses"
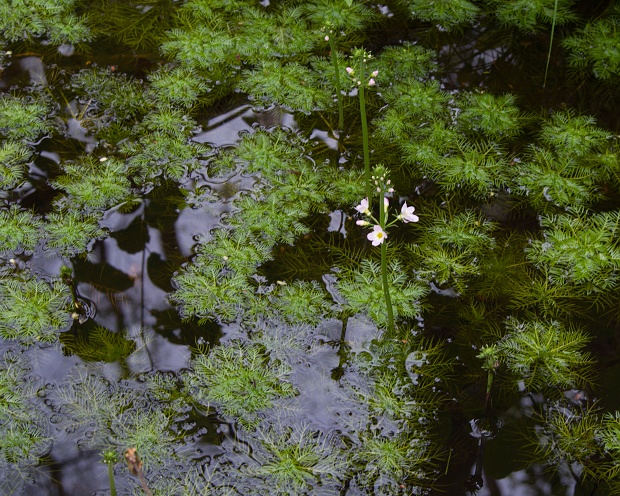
top-left (1, 1), bottom-right (620, 495)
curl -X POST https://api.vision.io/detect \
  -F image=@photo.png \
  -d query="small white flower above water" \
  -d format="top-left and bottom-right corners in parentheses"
top-left (355, 197), bottom-right (370, 215)
top-left (367, 225), bottom-right (387, 246)
top-left (398, 202), bottom-right (419, 223)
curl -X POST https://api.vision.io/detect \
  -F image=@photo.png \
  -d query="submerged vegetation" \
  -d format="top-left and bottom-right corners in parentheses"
top-left (1, 0), bottom-right (620, 494)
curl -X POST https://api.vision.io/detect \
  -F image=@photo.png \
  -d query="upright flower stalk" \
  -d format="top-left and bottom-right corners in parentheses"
top-left (347, 49), bottom-right (377, 210)
top-left (324, 27), bottom-right (344, 131)
top-left (355, 166), bottom-right (419, 332)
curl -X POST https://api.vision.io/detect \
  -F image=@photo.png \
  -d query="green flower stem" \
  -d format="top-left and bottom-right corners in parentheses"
top-left (328, 35), bottom-right (344, 131)
top-left (379, 196), bottom-right (394, 332)
top-left (108, 462), bottom-right (117, 496)
top-left (358, 65), bottom-right (372, 210)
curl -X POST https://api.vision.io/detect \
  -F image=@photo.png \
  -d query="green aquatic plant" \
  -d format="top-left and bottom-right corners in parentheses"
top-left (375, 43), bottom-right (437, 83)
top-left (71, 68), bottom-right (151, 122)
top-left (192, 229), bottom-right (273, 276)
top-left (352, 433), bottom-right (431, 493)
top-left (61, 326), bottom-right (136, 362)
top-left (87, 0), bottom-right (174, 50)
top-left (402, 0), bottom-right (479, 29)
top-left (43, 210), bottom-right (106, 258)
top-left (0, 205), bottom-right (43, 254)
top-left (305, 0), bottom-right (377, 34)
top-left (52, 157), bottom-right (134, 213)
top-left (406, 209), bottom-right (496, 292)
top-left (147, 65), bottom-right (210, 109)
top-left (0, 350), bottom-right (50, 492)
top-left (102, 450), bottom-right (118, 496)
top-left (494, 319), bottom-right (595, 392)
top-left (353, 165), bottom-right (421, 331)
top-left (0, 94), bottom-right (52, 142)
top-left (247, 423), bottom-right (348, 494)
top-left (171, 264), bottom-right (255, 323)
top-left (563, 6), bottom-right (620, 80)
top-left (458, 92), bottom-right (522, 140)
top-left (271, 280), bottom-right (333, 326)
top-left (184, 341), bottom-right (297, 429)
top-left (0, 274), bottom-right (72, 344)
top-left (535, 403), bottom-right (603, 482)
top-left (487, 0), bottom-right (577, 31)
top-left (338, 259), bottom-right (428, 329)
top-left (526, 210), bottom-right (620, 294)
top-left (240, 60), bottom-right (331, 113)
top-left (0, 0), bottom-right (90, 43)
top-left (0, 141), bottom-right (31, 190)
top-left (110, 410), bottom-right (176, 470)
top-left (346, 48), bottom-right (378, 207)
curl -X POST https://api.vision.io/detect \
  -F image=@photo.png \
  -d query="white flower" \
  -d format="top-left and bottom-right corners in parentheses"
top-left (324, 35), bottom-right (329, 41)
top-left (399, 202), bottom-right (419, 223)
top-left (367, 225), bottom-right (387, 246)
top-left (355, 198), bottom-right (370, 215)
top-left (368, 78), bottom-right (376, 86)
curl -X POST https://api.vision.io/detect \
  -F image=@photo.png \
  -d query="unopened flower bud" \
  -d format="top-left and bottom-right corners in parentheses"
top-left (356, 220), bottom-right (370, 226)
top-left (368, 78), bottom-right (376, 86)
top-left (346, 67), bottom-right (354, 75)
top-left (325, 35), bottom-right (329, 41)
top-left (371, 70), bottom-right (378, 77)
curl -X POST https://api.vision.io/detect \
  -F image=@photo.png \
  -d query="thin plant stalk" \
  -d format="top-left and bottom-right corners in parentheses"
top-left (108, 462), bottom-right (117, 496)
top-left (543, 0), bottom-right (559, 87)
top-left (328, 34), bottom-right (344, 131)
top-left (379, 196), bottom-right (394, 332)
top-left (358, 67), bottom-right (372, 209)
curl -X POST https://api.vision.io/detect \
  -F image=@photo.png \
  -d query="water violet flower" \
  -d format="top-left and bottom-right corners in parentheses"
top-left (355, 198), bottom-right (370, 215)
top-left (398, 202), bottom-right (419, 223)
top-left (368, 78), bottom-right (376, 87)
top-left (367, 225), bottom-right (387, 246)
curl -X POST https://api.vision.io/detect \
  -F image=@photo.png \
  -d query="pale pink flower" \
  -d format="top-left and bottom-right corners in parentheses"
top-left (368, 78), bottom-right (376, 87)
top-left (371, 70), bottom-right (379, 77)
top-left (325, 35), bottom-right (330, 41)
top-left (355, 198), bottom-right (370, 215)
top-left (399, 202), bottom-right (419, 223)
top-left (384, 197), bottom-right (389, 211)
top-left (367, 225), bottom-right (387, 246)
top-left (346, 67), bottom-right (354, 75)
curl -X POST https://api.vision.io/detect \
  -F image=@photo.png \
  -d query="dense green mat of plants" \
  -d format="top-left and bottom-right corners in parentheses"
top-left (1, 0), bottom-right (620, 494)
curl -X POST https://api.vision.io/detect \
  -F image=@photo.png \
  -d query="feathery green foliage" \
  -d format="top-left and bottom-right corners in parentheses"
top-left (0, 0), bottom-right (90, 43)
top-left (403, 0), bottom-right (480, 29)
top-left (247, 424), bottom-right (348, 494)
top-left (61, 326), bottom-right (136, 362)
top-left (185, 341), bottom-right (297, 428)
top-left (487, 0), bottom-right (577, 31)
top-left (43, 211), bottom-right (106, 258)
top-left (0, 274), bottom-right (72, 343)
top-left (0, 94), bottom-right (52, 141)
top-left (0, 205), bottom-right (43, 254)
top-left (496, 319), bottom-right (595, 392)
top-left (338, 259), bottom-right (428, 328)
top-left (526, 211), bottom-right (620, 293)
top-left (52, 157), bottom-right (134, 213)
top-left (563, 7), bottom-right (620, 80)
top-left (0, 141), bottom-right (31, 190)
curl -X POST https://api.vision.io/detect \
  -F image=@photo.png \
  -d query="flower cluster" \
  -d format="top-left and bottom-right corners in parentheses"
top-left (346, 66), bottom-right (378, 87)
top-left (345, 49), bottom-right (378, 87)
top-left (354, 197), bottom-right (419, 246)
